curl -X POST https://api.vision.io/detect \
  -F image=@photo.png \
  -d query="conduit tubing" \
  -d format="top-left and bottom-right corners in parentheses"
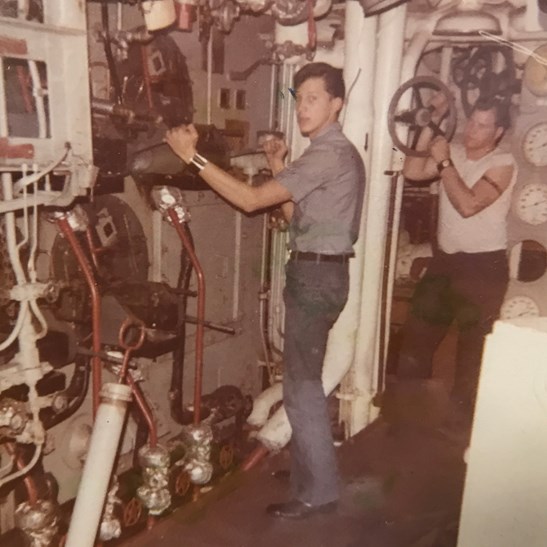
top-left (115, 318), bottom-right (157, 446)
top-left (85, 228), bottom-right (102, 271)
top-left (56, 217), bottom-right (102, 417)
top-left (126, 375), bottom-right (158, 448)
top-left (6, 443), bottom-right (39, 505)
top-left (117, 317), bottom-right (146, 383)
top-left (167, 208), bottom-right (206, 426)
top-left (0, 445), bottom-right (42, 490)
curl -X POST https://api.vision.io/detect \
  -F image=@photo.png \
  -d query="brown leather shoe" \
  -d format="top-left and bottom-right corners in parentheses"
top-left (266, 499), bottom-right (337, 520)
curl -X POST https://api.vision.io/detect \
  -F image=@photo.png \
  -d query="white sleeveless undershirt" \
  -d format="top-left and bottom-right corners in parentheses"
top-left (437, 143), bottom-right (517, 254)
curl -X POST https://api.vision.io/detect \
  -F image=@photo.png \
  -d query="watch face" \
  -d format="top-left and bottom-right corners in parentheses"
top-left (500, 295), bottom-right (540, 320)
top-left (521, 122), bottom-right (547, 167)
top-left (515, 183), bottom-right (547, 225)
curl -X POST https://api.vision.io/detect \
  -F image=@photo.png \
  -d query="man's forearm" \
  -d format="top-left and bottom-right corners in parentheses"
top-left (280, 201), bottom-right (294, 222)
top-left (268, 157), bottom-right (285, 176)
top-left (403, 125), bottom-right (436, 180)
top-left (199, 162), bottom-right (261, 213)
top-left (439, 165), bottom-right (476, 217)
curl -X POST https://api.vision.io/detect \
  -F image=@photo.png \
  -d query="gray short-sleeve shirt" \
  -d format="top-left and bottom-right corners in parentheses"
top-left (276, 122), bottom-right (366, 254)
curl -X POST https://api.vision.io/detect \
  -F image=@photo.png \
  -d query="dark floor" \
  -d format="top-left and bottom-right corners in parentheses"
top-left (124, 399), bottom-right (468, 547)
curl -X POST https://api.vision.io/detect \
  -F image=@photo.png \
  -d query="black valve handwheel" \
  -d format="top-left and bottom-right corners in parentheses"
top-left (388, 76), bottom-right (457, 158)
top-left (460, 46), bottom-right (515, 118)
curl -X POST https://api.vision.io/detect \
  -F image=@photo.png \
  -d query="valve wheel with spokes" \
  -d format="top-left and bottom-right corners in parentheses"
top-left (388, 76), bottom-right (457, 158)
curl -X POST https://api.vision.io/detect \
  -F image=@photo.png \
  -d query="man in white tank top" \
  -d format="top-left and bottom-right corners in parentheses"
top-left (394, 95), bottom-right (517, 437)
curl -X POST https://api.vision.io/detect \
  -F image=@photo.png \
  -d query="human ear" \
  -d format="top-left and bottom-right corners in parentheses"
top-left (332, 96), bottom-right (343, 115)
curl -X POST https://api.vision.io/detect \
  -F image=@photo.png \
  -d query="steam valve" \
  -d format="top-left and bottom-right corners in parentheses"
top-left (136, 445), bottom-right (171, 515)
top-left (15, 499), bottom-right (59, 547)
top-left (0, 399), bottom-right (29, 438)
top-left (47, 205), bottom-right (89, 232)
top-left (178, 423), bottom-right (214, 485)
top-left (99, 480), bottom-right (122, 541)
top-left (151, 186), bottom-right (191, 224)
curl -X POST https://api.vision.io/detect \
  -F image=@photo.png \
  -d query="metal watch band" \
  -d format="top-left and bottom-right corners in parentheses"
top-left (191, 153), bottom-right (208, 171)
top-left (186, 153), bottom-right (208, 176)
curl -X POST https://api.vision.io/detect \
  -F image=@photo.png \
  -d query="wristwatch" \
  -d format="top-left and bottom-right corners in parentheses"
top-left (185, 152), bottom-right (208, 176)
top-left (437, 158), bottom-right (453, 173)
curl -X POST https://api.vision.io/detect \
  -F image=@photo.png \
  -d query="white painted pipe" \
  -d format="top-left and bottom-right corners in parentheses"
top-left (348, 5), bottom-right (408, 436)
top-left (275, 22), bottom-right (308, 63)
top-left (327, 1), bottom-right (378, 438)
top-left (314, 39), bottom-right (345, 67)
top-left (141, 0), bottom-right (176, 31)
top-left (247, 382), bottom-right (283, 428)
top-left (379, 24), bottom-right (434, 392)
top-left (46, 0), bottom-right (87, 28)
top-left (268, 63), bottom-right (277, 130)
top-left (0, 59), bottom-right (7, 137)
top-left (256, 2), bottom-right (378, 449)
top-left (65, 383), bottom-right (132, 547)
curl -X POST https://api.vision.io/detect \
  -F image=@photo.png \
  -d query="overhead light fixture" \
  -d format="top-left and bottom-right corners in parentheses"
top-left (434, 9), bottom-right (502, 35)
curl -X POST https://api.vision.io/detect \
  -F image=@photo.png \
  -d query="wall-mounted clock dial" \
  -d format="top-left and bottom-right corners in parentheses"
top-left (500, 295), bottom-right (540, 320)
top-left (521, 121), bottom-right (547, 167)
top-left (515, 182), bottom-right (547, 225)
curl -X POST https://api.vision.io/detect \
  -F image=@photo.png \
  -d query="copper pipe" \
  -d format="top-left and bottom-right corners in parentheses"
top-left (167, 209), bottom-right (206, 426)
top-left (85, 228), bottom-right (101, 271)
top-left (6, 443), bottom-right (39, 505)
top-left (117, 318), bottom-right (146, 383)
top-left (307, 0), bottom-right (317, 52)
top-left (126, 374), bottom-right (157, 448)
top-left (57, 218), bottom-right (102, 417)
top-left (240, 443), bottom-right (269, 472)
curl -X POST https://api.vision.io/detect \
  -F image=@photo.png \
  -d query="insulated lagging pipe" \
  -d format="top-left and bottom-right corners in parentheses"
top-left (65, 383), bottom-right (132, 547)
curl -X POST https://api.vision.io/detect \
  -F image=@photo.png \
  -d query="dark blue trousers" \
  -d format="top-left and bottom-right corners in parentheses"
top-left (283, 258), bottom-right (349, 506)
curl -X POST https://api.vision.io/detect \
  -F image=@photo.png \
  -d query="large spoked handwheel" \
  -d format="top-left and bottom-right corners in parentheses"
top-left (460, 46), bottom-right (515, 118)
top-left (388, 76), bottom-right (457, 158)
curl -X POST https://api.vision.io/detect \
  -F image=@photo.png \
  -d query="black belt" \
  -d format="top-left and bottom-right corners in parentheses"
top-left (290, 251), bottom-right (354, 264)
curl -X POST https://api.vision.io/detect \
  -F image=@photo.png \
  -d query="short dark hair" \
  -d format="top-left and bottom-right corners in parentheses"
top-left (472, 97), bottom-right (511, 131)
top-left (293, 62), bottom-right (345, 100)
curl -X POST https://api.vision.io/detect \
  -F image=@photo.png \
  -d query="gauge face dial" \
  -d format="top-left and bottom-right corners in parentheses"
top-left (522, 122), bottom-right (547, 167)
top-left (523, 44), bottom-right (547, 97)
top-left (500, 295), bottom-right (540, 320)
top-left (515, 183), bottom-right (547, 225)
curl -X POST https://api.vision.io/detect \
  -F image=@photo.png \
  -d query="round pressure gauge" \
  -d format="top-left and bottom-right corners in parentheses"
top-left (523, 44), bottom-right (547, 97)
top-left (500, 295), bottom-right (540, 320)
top-left (515, 182), bottom-right (547, 225)
top-left (521, 122), bottom-right (547, 167)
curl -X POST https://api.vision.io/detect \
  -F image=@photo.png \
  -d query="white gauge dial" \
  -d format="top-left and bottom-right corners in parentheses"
top-left (515, 183), bottom-right (547, 225)
top-left (523, 44), bottom-right (547, 97)
top-left (522, 122), bottom-right (547, 167)
top-left (500, 295), bottom-right (540, 320)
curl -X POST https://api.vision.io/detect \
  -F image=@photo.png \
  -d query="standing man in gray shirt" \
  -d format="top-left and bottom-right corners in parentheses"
top-left (165, 62), bottom-right (366, 520)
